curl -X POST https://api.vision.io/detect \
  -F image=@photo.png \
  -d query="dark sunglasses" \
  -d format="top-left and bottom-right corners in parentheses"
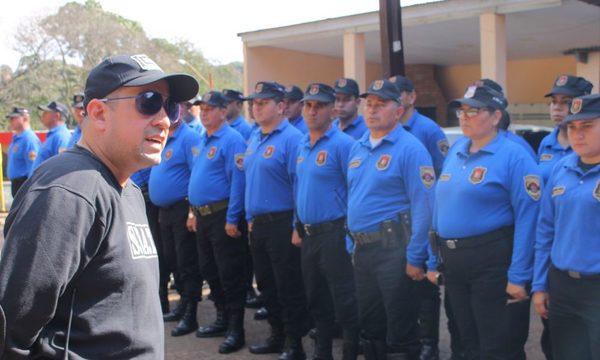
top-left (99, 91), bottom-right (180, 122)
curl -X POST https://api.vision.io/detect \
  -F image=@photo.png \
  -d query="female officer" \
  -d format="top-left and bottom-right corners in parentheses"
top-left (538, 75), bottom-right (593, 183)
top-left (427, 85), bottom-right (541, 360)
top-left (533, 93), bottom-right (600, 360)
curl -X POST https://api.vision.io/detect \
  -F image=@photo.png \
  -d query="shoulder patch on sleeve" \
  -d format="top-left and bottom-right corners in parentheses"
top-left (593, 181), bottom-right (600, 202)
top-left (437, 139), bottom-right (449, 157)
top-left (29, 150), bottom-right (37, 161)
top-left (524, 175), bottom-right (541, 201)
top-left (420, 166), bottom-right (435, 189)
top-left (234, 153), bottom-right (244, 171)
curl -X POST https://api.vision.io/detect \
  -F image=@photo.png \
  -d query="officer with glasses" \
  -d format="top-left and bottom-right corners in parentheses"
top-left (0, 54), bottom-right (198, 359)
top-left (428, 85), bottom-right (540, 360)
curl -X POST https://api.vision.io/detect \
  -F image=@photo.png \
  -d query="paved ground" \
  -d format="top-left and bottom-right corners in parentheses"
top-left (164, 290), bottom-right (546, 360)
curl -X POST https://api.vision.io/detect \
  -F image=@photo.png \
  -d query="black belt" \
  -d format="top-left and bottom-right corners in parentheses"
top-left (253, 210), bottom-right (293, 224)
top-left (191, 199), bottom-right (229, 217)
top-left (160, 198), bottom-right (189, 211)
top-left (553, 265), bottom-right (600, 280)
top-left (296, 217), bottom-right (345, 237)
top-left (349, 230), bottom-right (384, 246)
top-left (438, 227), bottom-right (513, 250)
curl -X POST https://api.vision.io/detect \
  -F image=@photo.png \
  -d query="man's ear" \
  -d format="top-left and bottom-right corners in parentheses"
top-left (86, 100), bottom-right (108, 131)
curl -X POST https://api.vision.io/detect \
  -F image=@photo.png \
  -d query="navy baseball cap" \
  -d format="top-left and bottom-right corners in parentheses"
top-left (284, 85), bottom-right (304, 101)
top-left (38, 101), bottom-right (70, 118)
top-left (563, 94), bottom-right (600, 123)
top-left (72, 93), bottom-right (85, 108)
top-left (84, 54), bottom-right (199, 109)
top-left (199, 91), bottom-right (227, 108)
top-left (360, 79), bottom-right (400, 102)
top-left (389, 75), bottom-right (414, 92)
top-left (222, 89), bottom-right (245, 103)
top-left (302, 83), bottom-right (335, 103)
top-left (449, 85), bottom-right (506, 110)
top-left (246, 81), bottom-right (285, 100)
top-left (6, 107), bottom-right (29, 119)
top-left (334, 78), bottom-right (359, 97)
top-left (190, 96), bottom-right (202, 105)
top-left (545, 75), bottom-right (593, 98)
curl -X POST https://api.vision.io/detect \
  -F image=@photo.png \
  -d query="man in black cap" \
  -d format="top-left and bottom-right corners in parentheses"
top-left (0, 53), bottom-right (198, 359)
top-left (284, 85), bottom-right (308, 134)
top-left (180, 96), bottom-right (204, 134)
top-left (67, 93), bottom-right (85, 148)
top-left (6, 107), bottom-right (40, 196)
top-left (31, 100), bottom-right (71, 173)
top-left (294, 83), bottom-right (360, 360)
top-left (332, 78), bottom-right (367, 140)
top-left (347, 79), bottom-right (434, 360)
top-left (223, 89), bottom-right (253, 141)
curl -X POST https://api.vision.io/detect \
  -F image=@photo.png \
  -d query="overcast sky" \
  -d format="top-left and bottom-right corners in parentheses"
top-left (0, 0), bottom-right (432, 69)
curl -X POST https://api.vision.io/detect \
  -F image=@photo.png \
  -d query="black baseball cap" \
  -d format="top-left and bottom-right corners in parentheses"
top-left (302, 83), bottom-right (335, 103)
top-left (199, 91), bottom-right (227, 108)
top-left (360, 79), bottom-right (400, 102)
top-left (84, 54), bottom-right (199, 109)
top-left (449, 86), bottom-right (506, 110)
top-left (222, 89), bottom-right (245, 103)
top-left (38, 101), bottom-right (70, 118)
top-left (472, 79), bottom-right (503, 94)
top-left (245, 81), bottom-right (285, 100)
top-left (545, 75), bottom-right (593, 98)
top-left (563, 94), bottom-right (600, 123)
top-left (389, 75), bottom-right (414, 93)
top-left (334, 78), bottom-right (359, 97)
top-left (72, 92), bottom-right (84, 108)
top-left (284, 85), bottom-right (304, 101)
top-left (6, 107), bottom-right (29, 119)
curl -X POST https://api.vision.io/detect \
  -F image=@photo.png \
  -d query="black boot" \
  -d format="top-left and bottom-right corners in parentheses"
top-left (246, 288), bottom-right (263, 308)
top-left (342, 327), bottom-right (359, 360)
top-left (219, 308), bottom-right (245, 354)
top-left (171, 301), bottom-right (198, 337)
top-left (313, 328), bottom-right (333, 360)
top-left (419, 338), bottom-right (439, 360)
top-left (361, 337), bottom-right (387, 360)
top-left (196, 305), bottom-right (228, 338)
top-left (254, 306), bottom-right (269, 320)
top-left (277, 337), bottom-right (306, 360)
top-left (249, 325), bottom-right (285, 354)
top-left (163, 297), bottom-right (187, 322)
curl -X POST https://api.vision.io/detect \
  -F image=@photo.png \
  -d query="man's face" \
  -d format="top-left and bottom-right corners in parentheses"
top-left (226, 101), bottom-right (241, 120)
top-left (9, 115), bottom-right (25, 132)
top-left (41, 111), bottom-right (58, 129)
top-left (101, 80), bottom-right (171, 172)
top-left (364, 95), bottom-right (402, 134)
top-left (252, 98), bottom-right (282, 127)
top-left (303, 100), bottom-right (334, 132)
top-left (72, 106), bottom-right (84, 124)
top-left (200, 104), bottom-right (226, 131)
top-left (284, 98), bottom-right (303, 120)
top-left (334, 93), bottom-right (360, 121)
top-left (549, 94), bottom-right (572, 126)
top-left (399, 90), bottom-right (415, 110)
top-left (179, 102), bottom-right (195, 122)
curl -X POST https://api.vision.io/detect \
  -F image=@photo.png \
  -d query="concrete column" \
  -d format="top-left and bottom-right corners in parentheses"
top-left (577, 52), bottom-right (600, 94)
top-left (479, 13), bottom-right (507, 94)
top-left (343, 32), bottom-right (366, 92)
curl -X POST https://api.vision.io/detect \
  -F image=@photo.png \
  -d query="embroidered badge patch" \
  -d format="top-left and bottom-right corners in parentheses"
top-left (207, 146), bottom-right (217, 159)
top-left (524, 175), bottom-right (541, 201)
top-left (539, 153), bottom-right (553, 162)
top-left (556, 75), bottom-right (568, 86)
top-left (165, 148), bottom-right (173, 160)
top-left (464, 86), bottom-right (476, 99)
top-left (376, 154), bottom-right (392, 171)
top-left (263, 145), bottom-right (275, 159)
top-left (191, 146), bottom-right (200, 157)
top-left (234, 153), bottom-right (244, 170)
top-left (297, 156), bottom-right (304, 164)
top-left (437, 139), bottom-right (449, 157)
top-left (439, 173), bottom-right (451, 182)
top-left (551, 186), bottom-right (565, 197)
top-left (315, 150), bottom-right (327, 166)
top-left (337, 78), bottom-right (347, 88)
top-left (571, 98), bottom-right (583, 114)
top-left (420, 166), bottom-right (435, 189)
top-left (469, 166), bottom-right (487, 184)
top-left (593, 181), bottom-right (600, 202)
top-left (309, 84), bottom-right (320, 95)
top-left (349, 158), bottom-right (361, 169)
top-left (28, 150), bottom-right (37, 161)
top-left (255, 83), bottom-right (264, 93)
top-left (373, 80), bottom-right (384, 91)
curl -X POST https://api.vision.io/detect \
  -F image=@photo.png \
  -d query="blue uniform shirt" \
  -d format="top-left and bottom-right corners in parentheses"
top-left (7, 129), bottom-right (41, 180)
top-left (332, 115), bottom-right (368, 140)
top-left (188, 123), bottom-right (246, 224)
top-left (229, 115), bottom-right (253, 141)
top-left (533, 154), bottom-right (600, 292)
top-left (67, 126), bottom-right (81, 148)
top-left (434, 133), bottom-right (541, 285)
top-left (289, 115), bottom-right (308, 134)
top-left (244, 119), bottom-right (302, 219)
top-left (295, 126), bottom-right (354, 224)
top-left (403, 110), bottom-right (448, 175)
top-left (501, 130), bottom-right (536, 160)
top-left (130, 167), bottom-right (151, 188)
top-left (149, 123), bottom-right (201, 207)
top-left (347, 125), bottom-right (435, 267)
top-left (186, 117), bottom-right (205, 134)
top-left (31, 124), bottom-right (71, 174)
top-left (537, 127), bottom-right (572, 184)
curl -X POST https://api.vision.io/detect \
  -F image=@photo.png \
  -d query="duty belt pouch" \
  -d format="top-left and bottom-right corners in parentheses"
top-left (398, 212), bottom-right (412, 247)
top-left (380, 220), bottom-right (400, 249)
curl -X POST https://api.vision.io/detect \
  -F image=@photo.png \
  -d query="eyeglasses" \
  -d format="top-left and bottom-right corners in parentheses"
top-left (456, 108), bottom-right (489, 118)
top-left (99, 91), bottom-right (180, 122)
